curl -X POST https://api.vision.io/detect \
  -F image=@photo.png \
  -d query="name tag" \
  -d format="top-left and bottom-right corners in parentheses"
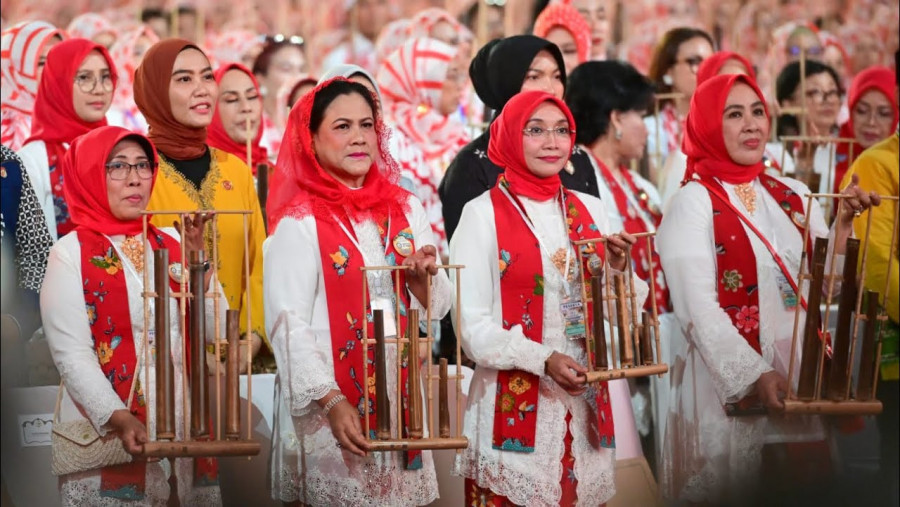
top-left (560, 297), bottom-right (586, 341)
top-left (775, 272), bottom-right (797, 311)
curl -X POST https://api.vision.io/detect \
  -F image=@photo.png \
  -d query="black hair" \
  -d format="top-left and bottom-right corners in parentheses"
top-left (140, 8), bottom-right (165, 23)
top-left (648, 27), bottom-right (715, 93)
top-left (252, 39), bottom-right (304, 77)
top-left (566, 61), bottom-right (654, 146)
top-left (775, 60), bottom-right (843, 136)
top-left (309, 80), bottom-right (377, 133)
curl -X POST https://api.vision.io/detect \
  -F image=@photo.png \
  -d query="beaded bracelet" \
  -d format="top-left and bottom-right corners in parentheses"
top-left (322, 393), bottom-right (347, 416)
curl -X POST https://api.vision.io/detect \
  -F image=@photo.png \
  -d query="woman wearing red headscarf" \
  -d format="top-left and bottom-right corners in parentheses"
top-left (533, 1), bottom-right (592, 75)
top-left (1, 20), bottom-right (65, 151)
top-left (134, 39), bottom-right (268, 359)
top-left (264, 77), bottom-right (452, 505)
top-left (18, 38), bottom-right (117, 242)
top-left (207, 62), bottom-right (268, 176)
top-left (657, 74), bottom-right (880, 505)
top-left (42, 125), bottom-right (222, 505)
top-left (834, 66), bottom-right (898, 194)
top-left (451, 90), bottom-right (645, 506)
top-left (107, 25), bottom-right (159, 135)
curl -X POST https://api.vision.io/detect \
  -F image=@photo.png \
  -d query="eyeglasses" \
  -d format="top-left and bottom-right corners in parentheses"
top-left (787, 45), bottom-right (824, 57)
top-left (74, 72), bottom-right (114, 93)
top-left (804, 88), bottom-right (841, 104)
top-left (522, 126), bottom-right (574, 139)
top-left (105, 161), bottom-right (155, 180)
top-left (262, 33), bottom-right (304, 46)
top-left (676, 56), bottom-right (705, 73)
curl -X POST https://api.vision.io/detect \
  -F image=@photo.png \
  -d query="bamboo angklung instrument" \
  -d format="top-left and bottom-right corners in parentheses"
top-left (591, 275), bottom-right (608, 370)
top-left (641, 311), bottom-right (653, 366)
top-left (257, 163), bottom-right (268, 226)
top-left (827, 238), bottom-right (860, 400)
top-left (856, 290), bottom-right (880, 401)
top-left (797, 237), bottom-right (829, 400)
top-left (438, 358), bottom-right (450, 438)
top-left (225, 309), bottom-right (240, 439)
top-left (613, 274), bottom-right (633, 367)
top-left (189, 250), bottom-right (209, 437)
top-left (406, 309), bottom-right (423, 439)
top-left (154, 249), bottom-right (175, 440)
top-left (373, 309), bottom-right (391, 439)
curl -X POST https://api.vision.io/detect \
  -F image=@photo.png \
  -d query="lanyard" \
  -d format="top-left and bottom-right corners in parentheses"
top-left (499, 184), bottom-right (574, 297)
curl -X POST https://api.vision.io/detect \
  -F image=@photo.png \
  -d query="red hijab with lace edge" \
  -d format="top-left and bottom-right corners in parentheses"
top-left (682, 74), bottom-right (769, 186)
top-left (834, 66), bottom-right (897, 192)
top-left (488, 90), bottom-right (576, 201)
top-left (696, 51), bottom-right (756, 86)
top-left (267, 77), bottom-right (410, 231)
top-left (63, 125), bottom-right (159, 236)
top-left (26, 38), bottom-right (117, 146)
top-left (134, 38), bottom-right (209, 160)
top-left (206, 62), bottom-right (268, 168)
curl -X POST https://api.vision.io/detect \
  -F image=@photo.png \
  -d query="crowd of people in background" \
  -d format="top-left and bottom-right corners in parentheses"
top-left (1, 0), bottom-right (898, 505)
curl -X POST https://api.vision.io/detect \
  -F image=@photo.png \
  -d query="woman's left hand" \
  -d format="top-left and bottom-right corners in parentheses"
top-left (174, 212), bottom-right (213, 253)
top-left (404, 245), bottom-right (439, 304)
top-left (606, 232), bottom-right (636, 272)
top-left (839, 174), bottom-right (881, 227)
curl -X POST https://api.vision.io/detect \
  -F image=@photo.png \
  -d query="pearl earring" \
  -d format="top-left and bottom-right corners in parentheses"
top-left (662, 74), bottom-right (673, 86)
top-left (615, 129), bottom-right (623, 141)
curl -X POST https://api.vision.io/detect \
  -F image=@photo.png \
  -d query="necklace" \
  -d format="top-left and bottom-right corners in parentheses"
top-left (121, 235), bottom-right (145, 274)
top-left (734, 182), bottom-right (757, 215)
top-left (551, 247), bottom-right (571, 283)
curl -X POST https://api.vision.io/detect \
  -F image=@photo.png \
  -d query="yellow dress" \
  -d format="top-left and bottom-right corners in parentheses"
top-left (147, 147), bottom-right (267, 344)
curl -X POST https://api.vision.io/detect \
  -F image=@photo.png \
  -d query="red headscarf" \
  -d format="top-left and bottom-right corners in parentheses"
top-left (62, 125), bottom-right (159, 236)
top-left (696, 51), bottom-right (756, 86)
top-left (682, 74), bottom-right (769, 185)
top-left (206, 62), bottom-right (268, 169)
top-left (834, 66), bottom-right (898, 192)
top-left (134, 38), bottom-right (209, 160)
top-left (533, 2), bottom-right (592, 64)
top-left (488, 90), bottom-right (576, 201)
top-left (267, 77), bottom-right (410, 230)
top-left (26, 38), bottom-right (117, 146)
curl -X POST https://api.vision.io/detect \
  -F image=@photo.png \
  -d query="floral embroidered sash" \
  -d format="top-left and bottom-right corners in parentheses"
top-left (700, 174), bottom-right (808, 353)
top-left (490, 177), bottom-right (615, 452)
top-left (316, 211), bottom-right (423, 469)
top-left (79, 226), bottom-right (218, 499)
top-left (47, 143), bottom-right (74, 237)
top-left (593, 156), bottom-right (669, 312)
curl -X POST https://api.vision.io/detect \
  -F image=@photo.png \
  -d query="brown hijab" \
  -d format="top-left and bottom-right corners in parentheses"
top-left (133, 38), bottom-right (208, 160)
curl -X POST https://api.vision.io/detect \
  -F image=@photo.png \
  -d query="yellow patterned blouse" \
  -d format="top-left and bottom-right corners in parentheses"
top-left (147, 147), bottom-right (267, 344)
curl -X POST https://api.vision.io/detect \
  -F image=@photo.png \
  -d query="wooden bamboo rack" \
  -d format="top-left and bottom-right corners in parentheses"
top-left (573, 233), bottom-right (669, 384)
top-left (137, 210), bottom-right (261, 459)
top-left (783, 193), bottom-right (899, 416)
top-left (359, 264), bottom-right (469, 453)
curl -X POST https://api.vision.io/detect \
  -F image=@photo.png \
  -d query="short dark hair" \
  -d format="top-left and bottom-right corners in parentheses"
top-left (252, 39), bottom-right (304, 77)
top-left (309, 80), bottom-right (377, 133)
top-left (775, 60), bottom-right (843, 136)
top-left (140, 8), bottom-right (165, 23)
top-left (566, 61), bottom-right (654, 146)
top-left (647, 27), bottom-right (715, 92)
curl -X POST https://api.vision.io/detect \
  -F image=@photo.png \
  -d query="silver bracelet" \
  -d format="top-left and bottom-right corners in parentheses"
top-left (322, 393), bottom-right (347, 416)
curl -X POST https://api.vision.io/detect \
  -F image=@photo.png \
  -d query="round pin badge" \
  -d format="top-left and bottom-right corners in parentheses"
top-left (393, 235), bottom-right (414, 257)
top-left (791, 211), bottom-right (807, 228)
top-left (168, 262), bottom-right (186, 284)
top-left (587, 254), bottom-right (603, 275)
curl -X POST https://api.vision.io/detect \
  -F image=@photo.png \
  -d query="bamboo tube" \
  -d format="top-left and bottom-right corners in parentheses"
top-left (407, 309), bottom-right (423, 439)
top-left (189, 250), bottom-right (209, 437)
top-left (154, 249), bottom-right (175, 440)
top-left (245, 117), bottom-right (252, 171)
top-left (787, 195), bottom-right (816, 398)
top-left (641, 311), bottom-right (653, 366)
top-left (613, 274), bottom-right (633, 366)
top-left (373, 309), bottom-right (390, 439)
top-left (797, 237), bottom-right (829, 400)
top-left (591, 275), bottom-right (608, 370)
top-left (141, 217), bottom-right (152, 439)
top-left (856, 291), bottom-right (879, 401)
top-left (438, 358), bottom-right (450, 438)
top-left (211, 214), bottom-right (221, 440)
top-left (257, 163), bottom-right (268, 228)
top-left (225, 309), bottom-right (240, 439)
top-left (827, 238), bottom-right (860, 400)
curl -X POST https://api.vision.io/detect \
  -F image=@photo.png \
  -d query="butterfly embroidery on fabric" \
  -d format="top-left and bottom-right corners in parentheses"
top-left (498, 250), bottom-right (513, 278)
top-left (90, 247), bottom-right (122, 276)
top-left (330, 246), bottom-right (350, 276)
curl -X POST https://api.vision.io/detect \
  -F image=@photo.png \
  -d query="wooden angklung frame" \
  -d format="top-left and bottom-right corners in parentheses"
top-left (784, 193), bottom-right (899, 415)
top-left (137, 210), bottom-right (261, 458)
top-left (574, 233), bottom-right (669, 383)
top-left (361, 265), bottom-right (468, 452)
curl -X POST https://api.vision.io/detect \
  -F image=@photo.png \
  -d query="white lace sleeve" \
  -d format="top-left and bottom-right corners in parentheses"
top-left (264, 218), bottom-right (337, 416)
top-left (658, 185), bottom-right (772, 403)
top-left (406, 195), bottom-right (452, 320)
top-left (450, 196), bottom-right (554, 376)
top-left (41, 239), bottom-right (126, 432)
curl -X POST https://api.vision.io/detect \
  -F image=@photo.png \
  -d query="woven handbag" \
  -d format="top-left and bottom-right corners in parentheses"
top-left (50, 362), bottom-right (140, 476)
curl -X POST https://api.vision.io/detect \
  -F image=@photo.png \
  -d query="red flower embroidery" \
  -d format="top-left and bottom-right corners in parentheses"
top-left (734, 305), bottom-right (760, 333)
top-left (222, 180), bottom-right (233, 190)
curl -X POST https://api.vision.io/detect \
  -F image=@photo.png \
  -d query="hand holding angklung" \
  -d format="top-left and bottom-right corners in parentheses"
top-left (173, 212), bottom-right (213, 253)
top-left (755, 370), bottom-right (789, 411)
top-left (326, 400), bottom-right (370, 457)
top-left (107, 409), bottom-right (148, 455)
top-left (544, 351), bottom-right (587, 396)
top-left (605, 232), bottom-right (636, 272)
top-left (404, 244), bottom-right (438, 303)
top-left (839, 174), bottom-right (881, 225)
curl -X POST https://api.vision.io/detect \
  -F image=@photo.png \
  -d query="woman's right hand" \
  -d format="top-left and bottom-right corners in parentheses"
top-left (107, 409), bottom-right (148, 455)
top-left (755, 370), bottom-right (789, 411)
top-left (320, 392), bottom-right (370, 457)
top-left (544, 351), bottom-right (587, 396)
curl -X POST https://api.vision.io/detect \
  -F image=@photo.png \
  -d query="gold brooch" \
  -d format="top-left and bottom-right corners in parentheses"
top-left (734, 182), bottom-right (757, 215)
top-left (121, 236), bottom-right (145, 274)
